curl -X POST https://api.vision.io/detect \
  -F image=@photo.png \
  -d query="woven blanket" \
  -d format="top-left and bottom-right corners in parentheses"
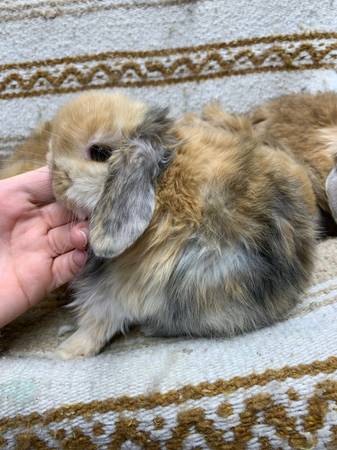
top-left (2, 0), bottom-right (337, 449)
top-left (2, 0), bottom-right (337, 160)
top-left (1, 239), bottom-right (337, 448)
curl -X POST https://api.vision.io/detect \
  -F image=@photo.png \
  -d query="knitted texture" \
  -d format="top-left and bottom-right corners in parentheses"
top-left (2, 1), bottom-right (337, 449)
top-left (2, 241), bottom-right (337, 448)
top-left (2, 0), bottom-right (337, 158)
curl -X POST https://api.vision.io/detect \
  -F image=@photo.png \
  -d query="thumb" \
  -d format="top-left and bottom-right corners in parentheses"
top-left (51, 250), bottom-right (87, 290)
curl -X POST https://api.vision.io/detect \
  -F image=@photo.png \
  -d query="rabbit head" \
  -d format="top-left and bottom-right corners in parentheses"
top-left (48, 91), bottom-right (175, 258)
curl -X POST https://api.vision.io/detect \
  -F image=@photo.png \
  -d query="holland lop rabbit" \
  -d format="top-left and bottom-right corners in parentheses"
top-left (1, 91), bottom-right (317, 359)
top-left (249, 91), bottom-right (337, 235)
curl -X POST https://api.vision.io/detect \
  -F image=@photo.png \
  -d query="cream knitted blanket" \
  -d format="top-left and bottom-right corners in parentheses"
top-left (2, 239), bottom-right (337, 448)
top-left (2, 1), bottom-right (337, 448)
top-left (2, 0), bottom-right (337, 159)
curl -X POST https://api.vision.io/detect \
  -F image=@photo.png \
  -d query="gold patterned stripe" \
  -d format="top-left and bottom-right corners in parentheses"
top-left (2, 31), bottom-right (337, 70)
top-left (4, 382), bottom-right (337, 449)
top-left (0, 0), bottom-right (200, 22)
top-left (0, 65), bottom-right (333, 101)
top-left (3, 379), bottom-right (337, 449)
top-left (1, 356), bottom-right (337, 432)
top-left (1, 32), bottom-right (336, 100)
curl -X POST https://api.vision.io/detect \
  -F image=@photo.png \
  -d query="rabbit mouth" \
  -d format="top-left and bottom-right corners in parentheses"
top-left (63, 178), bottom-right (105, 221)
top-left (62, 198), bottom-right (90, 221)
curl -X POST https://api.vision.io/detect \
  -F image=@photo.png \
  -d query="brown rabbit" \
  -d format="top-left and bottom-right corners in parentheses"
top-left (0, 122), bottom-right (51, 179)
top-left (1, 91), bottom-right (316, 359)
top-left (248, 92), bottom-right (337, 235)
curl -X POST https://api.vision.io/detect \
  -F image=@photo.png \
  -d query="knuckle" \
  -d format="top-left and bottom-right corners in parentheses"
top-left (48, 226), bottom-right (70, 255)
top-left (48, 229), bottom-right (62, 255)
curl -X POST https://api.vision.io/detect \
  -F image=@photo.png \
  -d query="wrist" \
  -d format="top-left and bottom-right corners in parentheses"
top-left (0, 286), bottom-right (29, 328)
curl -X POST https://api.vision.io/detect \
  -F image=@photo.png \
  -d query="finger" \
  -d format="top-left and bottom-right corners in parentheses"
top-left (40, 202), bottom-right (74, 229)
top-left (51, 250), bottom-right (87, 289)
top-left (48, 222), bottom-right (88, 256)
top-left (12, 166), bottom-right (54, 204)
top-left (70, 223), bottom-right (89, 250)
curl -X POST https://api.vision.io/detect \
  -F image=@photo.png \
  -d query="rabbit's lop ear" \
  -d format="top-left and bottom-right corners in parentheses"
top-left (90, 106), bottom-right (174, 258)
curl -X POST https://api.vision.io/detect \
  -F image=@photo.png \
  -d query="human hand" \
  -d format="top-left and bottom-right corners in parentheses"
top-left (0, 167), bottom-right (88, 327)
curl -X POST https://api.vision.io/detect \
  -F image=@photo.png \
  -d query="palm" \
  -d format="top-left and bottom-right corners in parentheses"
top-left (5, 204), bottom-right (55, 305)
top-left (0, 168), bottom-right (87, 327)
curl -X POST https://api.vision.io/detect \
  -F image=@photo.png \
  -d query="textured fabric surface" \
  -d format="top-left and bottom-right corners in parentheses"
top-left (2, 0), bottom-right (337, 158)
top-left (1, 239), bottom-right (337, 448)
top-left (2, 1), bottom-right (337, 449)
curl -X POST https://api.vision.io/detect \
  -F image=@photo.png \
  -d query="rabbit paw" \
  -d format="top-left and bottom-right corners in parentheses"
top-left (57, 323), bottom-right (76, 337)
top-left (55, 330), bottom-right (100, 360)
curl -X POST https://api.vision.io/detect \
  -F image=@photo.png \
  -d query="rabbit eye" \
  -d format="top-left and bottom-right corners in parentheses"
top-left (89, 144), bottom-right (112, 162)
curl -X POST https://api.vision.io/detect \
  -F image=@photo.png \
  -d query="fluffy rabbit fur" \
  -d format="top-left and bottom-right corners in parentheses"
top-left (249, 92), bottom-right (337, 235)
top-left (1, 91), bottom-right (318, 359)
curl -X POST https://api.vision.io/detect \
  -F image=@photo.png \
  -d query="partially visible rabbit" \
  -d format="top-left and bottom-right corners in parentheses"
top-left (326, 163), bottom-right (337, 222)
top-left (248, 92), bottom-right (337, 236)
top-left (0, 122), bottom-right (51, 179)
top-left (2, 91), bottom-right (317, 359)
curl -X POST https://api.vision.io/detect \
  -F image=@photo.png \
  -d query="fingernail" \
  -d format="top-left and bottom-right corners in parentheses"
top-left (78, 229), bottom-right (89, 248)
top-left (73, 250), bottom-right (87, 267)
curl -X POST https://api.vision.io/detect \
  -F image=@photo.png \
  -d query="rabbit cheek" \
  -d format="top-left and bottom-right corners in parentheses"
top-left (51, 167), bottom-right (72, 204)
top-left (65, 175), bottom-right (104, 216)
top-left (51, 158), bottom-right (107, 216)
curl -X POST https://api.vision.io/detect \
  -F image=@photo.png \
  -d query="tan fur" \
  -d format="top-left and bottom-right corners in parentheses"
top-left (0, 122), bottom-right (51, 179)
top-left (110, 111), bottom-right (316, 330)
top-left (1, 91), bottom-right (317, 359)
top-left (51, 91), bottom-right (147, 158)
top-left (318, 127), bottom-right (337, 158)
top-left (116, 117), bottom-right (254, 302)
top-left (249, 92), bottom-right (337, 214)
top-left (197, 102), bottom-right (316, 237)
top-left (49, 91), bottom-right (149, 215)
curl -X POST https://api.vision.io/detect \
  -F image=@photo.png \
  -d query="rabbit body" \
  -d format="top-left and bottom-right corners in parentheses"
top-left (0, 122), bottom-right (51, 179)
top-left (249, 92), bottom-right (337, 219)
top-left (51, 93), bottom-right (316, 359)
top-left (1, 91), bottom-right (317, 358)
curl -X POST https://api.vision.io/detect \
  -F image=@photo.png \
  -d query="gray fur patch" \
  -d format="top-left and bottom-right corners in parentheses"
top-left (133, 105), bottom-right (176, 171)
top-left (144, 238), bottom-right (270, 337)
top-left (135, 106), bottom-right (173, 144)
top-left (89, 105), bottom-right (176, 258)
top-left (89, 147), bottom-right (156, 258)
top-left (145, 200), bottom-right (313, 338)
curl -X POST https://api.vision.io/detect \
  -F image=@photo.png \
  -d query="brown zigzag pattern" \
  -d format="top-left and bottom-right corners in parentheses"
top-left (1, 356), bottom-right (337, 431)
top-left (2, 373), bottom-right (337, 449)
top-left (1, 32), bottom-right (337, 100)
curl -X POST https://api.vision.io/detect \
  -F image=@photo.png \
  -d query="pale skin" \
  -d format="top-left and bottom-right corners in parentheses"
top-left (0, 167), bottom-right (89, 328)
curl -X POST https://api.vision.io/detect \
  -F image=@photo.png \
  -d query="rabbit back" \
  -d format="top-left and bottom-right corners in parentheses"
top-left (249, 92), bottom-right (337, 217)
top-left (73, 113), bottom-right (316, 338)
